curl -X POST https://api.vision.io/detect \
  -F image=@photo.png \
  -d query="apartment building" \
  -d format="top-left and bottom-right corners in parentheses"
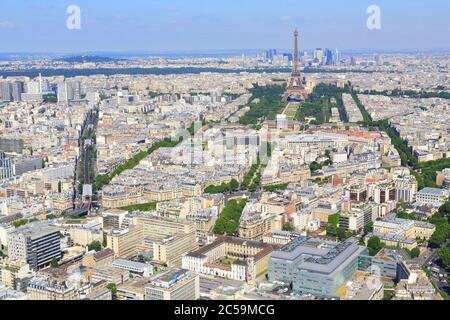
top-left (346, 184), bottom-right (367, 203)
top-left (182, 235), bottom-right (274, 282)
top-left (112, 259), bottom-right (154, 277)
top-left (436, 168), bottom-right (450, 189)
top-left (368, 217), bottom-right (436, 249)
top-left (394, 176), bottom-right (418, 203)
top-left (106, 215), bottom-right (198, 266)
top-left (106, 226), bottom-right (143, 259)
top-left (116, 277), bottom-right (147, 300)
top-left (0, 259), bottom-right (34, 290)
top-left (238, 198), bottom-right (291, 241)
top-left (102, 209), bottom-right (128, 230)
top-left (339, 203), bottom-right (378, 231)
top-left (8, 225), bottom-right (62, 270)
top-left (27, 277), bottom-right (79, 300)
top-left (416, 187), bottom-right (448, 207)
top-left (153, 232), bottom-right (198, 267)
top-left (145, 268), bottom-right (200, 300)
top-left (66, 222), bottom-right (103, 246)
top-left (90, 266), bottom-right (130, 286)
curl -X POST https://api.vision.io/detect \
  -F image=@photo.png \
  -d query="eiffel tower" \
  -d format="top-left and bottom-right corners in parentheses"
top-left (283, 29), bottom-right (308, 102)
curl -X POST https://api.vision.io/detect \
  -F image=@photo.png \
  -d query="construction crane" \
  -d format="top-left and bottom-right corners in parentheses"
top-left (42, 195), bottom-right (47, 223)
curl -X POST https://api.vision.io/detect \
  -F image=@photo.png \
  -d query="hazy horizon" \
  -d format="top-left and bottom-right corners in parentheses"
top-left (2, 48), bottom-right (450, 58)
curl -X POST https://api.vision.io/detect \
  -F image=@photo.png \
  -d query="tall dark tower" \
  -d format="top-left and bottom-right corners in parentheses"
top-left (292, 29), bottom-right (300, 77)
top-left (283, 29), bottom-right (307, 102)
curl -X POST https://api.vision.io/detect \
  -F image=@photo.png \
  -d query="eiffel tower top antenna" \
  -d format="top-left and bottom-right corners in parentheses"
top-left (293, 28), bottom-right (299, 75)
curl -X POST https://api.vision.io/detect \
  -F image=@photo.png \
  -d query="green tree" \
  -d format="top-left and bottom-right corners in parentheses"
top-left (429, 214), bottom-right (450, 247)
top-left (229, 179), bottom-right (240, 191)
top-left (364, 223), bottom-right (373, 234)
top-left (88, 240), bottom-right (102, 252)
top-left (50, 258), bottom-right (59, 268)
top-left (263, 183), bottom-right (289, 192)
top-left (239, 85), bottom-right (286, 125)
top-left (336, 228), bottom-right (352, 241)
top-left (367, 236), bottom-right (385, 256)
top-left (12, 219), bottom-right (29, 228)
top-left (120, 202), bottom-right (157, 213)
top-left (396, 211), bottom-right (417, 220)
top-left (326, 213), bottom-right (346, 239)
top-left (283, 222), bottom-right (295, 232)
top-left (204, 179), bottom-right (240, 194)
top-left (148, 91), bottom-right (160, 98)
top-left (438, 245), bottom-right (450, 267)
top-left (213, 199), bottom-right (247, 235)
top-left (309, 161), bottom-right (322, 172)
top-left (367, 236), bottom-right (381, 249)
top-left (293, 83), bottom-right (351, 124)
top-left (410, 247), bottom-right (420, 258)
top-left (328, 213), bottom-right (340, 228)
top-left (106, 283), bottom-right (118, 300)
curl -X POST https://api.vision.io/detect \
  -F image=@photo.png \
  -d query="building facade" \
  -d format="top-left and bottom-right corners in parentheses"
top-left (7, 225), bottom-right (62, 270)
top-left (268, 237), bottom-right (368, 298)
top-left (145, 268), bottom-right (199, 300)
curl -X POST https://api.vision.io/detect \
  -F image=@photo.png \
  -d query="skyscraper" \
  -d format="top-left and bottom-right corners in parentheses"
top-left (313, 48), bottom-right (324, 64)
top-left (40, 79), bottom-right (52, 94)
top-left (375, 55), bottom-right (382, 66)
top-left (68, 80), bottom-right (82, 100)
top-left (333, 48), bottom-right (340, 66)
top-left (12, 81), bottom-right (25, 101)
top-left (265, 49), bottom-right (277, 62)
top-left (38, 73), bottom-right (43, 94)
top-left (1, 81), bottom-right (13, 102)
top-left (57, 82), bottom-right (68, 104)
top-left (57, 80), bottom-right (82, 103)
top-left (324, 49), bottom-right (333, 66)
top-left (26, 81), bottom-right (41, 94)
top-left (283, 53), bottom-right (293, 63)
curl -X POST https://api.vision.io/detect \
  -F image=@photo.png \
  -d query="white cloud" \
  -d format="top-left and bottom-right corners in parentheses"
top-left (166, 5), bottom-right (178, 13)
top-left (114, 14), bottom-right (129, 22)
top-left (0, 21), bottom-right (16, 29)
top-left (280, 16), bottom-right (291, 21)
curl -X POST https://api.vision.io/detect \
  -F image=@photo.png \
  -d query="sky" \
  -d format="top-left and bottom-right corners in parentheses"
top-left (0, 0), bottom-right (449, 53)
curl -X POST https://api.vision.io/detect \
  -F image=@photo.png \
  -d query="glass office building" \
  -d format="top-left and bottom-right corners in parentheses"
top-left (268, 237), bottom-right (368, 298)
top-left (0, 151), bottom-right (14, 180)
